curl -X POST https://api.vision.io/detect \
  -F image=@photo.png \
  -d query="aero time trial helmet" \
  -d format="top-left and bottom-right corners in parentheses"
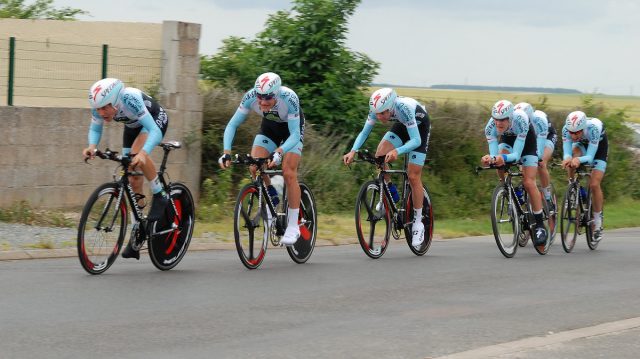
top-left (369, 88), bottom-right (397, 114)
top-left (491, 100), bottom-right (513, 120)
top-left (89, 78), bottom-right (124, 109)
top-left (565, 111), bottom-right (587, 132)
top-left (255, 72), bottom-right (282, 98)
top-left (515, 102), bottom-right (534, 120)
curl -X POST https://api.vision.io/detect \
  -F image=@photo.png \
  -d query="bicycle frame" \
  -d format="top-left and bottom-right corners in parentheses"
top-left (356, 150), bottom-right (412, 234)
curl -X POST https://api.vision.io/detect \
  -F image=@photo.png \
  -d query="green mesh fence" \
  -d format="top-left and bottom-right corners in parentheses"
top-left (3, 38), bottom-right (162, 107)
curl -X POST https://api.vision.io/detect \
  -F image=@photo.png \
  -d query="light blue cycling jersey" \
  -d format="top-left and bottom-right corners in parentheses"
top-left (351, 96), bottom-right (424, 155)
top-left (88, 88), bottom-right (164, 155)
top-left (562, 118), bottom-right (604, 163)
top-left (531, 110), bottom-right (551, 157)
top-left (223, 86), bottom-right (301, 153)
top-left (485, 109), bottom-right (531, 163)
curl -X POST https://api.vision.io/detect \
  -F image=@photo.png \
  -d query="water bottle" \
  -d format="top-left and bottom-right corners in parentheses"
top-left (267, 184), bottom-right (280, 206)
top-left (579, 186), bottom-right (587, 202)
top-left (514, 185), bottom-right (525, 205)
top-left (388, 183), bottom-right (400, 203)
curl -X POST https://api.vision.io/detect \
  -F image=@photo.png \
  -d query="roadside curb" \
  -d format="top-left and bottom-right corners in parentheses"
top-left (0, 238), bottom-right (357, 261)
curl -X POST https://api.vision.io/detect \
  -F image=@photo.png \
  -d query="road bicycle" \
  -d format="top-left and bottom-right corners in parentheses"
top-left (477, 162), bottom-right (552, 258)
top-left (352, 150), bottom-right (433, 259)
top-left (560, 164), bottom-right (601, 252)
top-left (77, 142), bottom-right (195, 274)
top-left (232, 154), bottom-right (317, 269)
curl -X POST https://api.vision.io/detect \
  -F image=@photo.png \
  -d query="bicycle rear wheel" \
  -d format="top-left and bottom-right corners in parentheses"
top-left (77, 183), bottom-right (127, 275)
top-left (355, 180), bottom-right (390, 259)
top-left (234, 184), bottom-right (269, 269)
top-left (404, 185), bottom-right (434, 256)
top-left (148, 183), bottom-right (195, 271)
top-left (560, 185), bottom-right (579, 253)
top-left (287, 182), bottom-right (317, 264)
top-left (490, 184), bottom-right (519, 258)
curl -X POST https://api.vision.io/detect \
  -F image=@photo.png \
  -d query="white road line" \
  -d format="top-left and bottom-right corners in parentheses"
top-left (433, 316), bottom-right (640, 359)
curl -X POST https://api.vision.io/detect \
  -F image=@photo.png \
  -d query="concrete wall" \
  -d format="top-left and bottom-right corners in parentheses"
top-left (0, 18), bottom-right (163, 107)
top-left (0, 20), bottom-right (202, 209)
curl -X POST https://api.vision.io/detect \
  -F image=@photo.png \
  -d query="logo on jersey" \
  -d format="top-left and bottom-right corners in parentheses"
top-left (123, 93), bottom-right (144, 116)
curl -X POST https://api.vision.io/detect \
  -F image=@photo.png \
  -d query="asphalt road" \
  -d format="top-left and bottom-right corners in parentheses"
top-left (1, 228), bottom-right (639, 359)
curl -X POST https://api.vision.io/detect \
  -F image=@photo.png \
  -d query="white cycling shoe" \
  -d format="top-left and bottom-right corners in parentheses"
top-left (280, 226), bottom-right (300, 246)
top-left (411, 221), bottom-right (425, 247)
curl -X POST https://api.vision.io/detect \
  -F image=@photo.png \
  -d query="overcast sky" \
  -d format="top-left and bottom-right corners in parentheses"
top-left (55, 0), bottom-right (640, 96)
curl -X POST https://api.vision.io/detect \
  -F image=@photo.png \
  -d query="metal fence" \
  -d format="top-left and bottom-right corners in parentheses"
top-left (1, 37), bottom-right (162, 107)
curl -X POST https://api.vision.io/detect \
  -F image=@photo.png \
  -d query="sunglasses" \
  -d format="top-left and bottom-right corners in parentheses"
top-left (569, 130), bottom-right (583, 135)
top-left (257, 93), bottom-right (275, 101)
top-left (492, 117), bottom-right (509, 122)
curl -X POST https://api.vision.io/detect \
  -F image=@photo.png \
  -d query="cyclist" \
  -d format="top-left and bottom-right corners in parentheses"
top-left (561, 110), bottom-right (608, 241)
top-left (82, 78), bottom-right (169, 260)
top-left (515, 103), bottom-right (558, 211)
top-left (481, 100), bottom-right (548, 246)
top-left (218, 72), bottom-right (305, 246)
top-left (343, 88), bottom-right (431, 248)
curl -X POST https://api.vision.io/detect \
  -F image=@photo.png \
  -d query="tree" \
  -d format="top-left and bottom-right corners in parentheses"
top-left (200, 0), bottom-right (378, 134)
top-left (0, 0), bottom-right (87, 20)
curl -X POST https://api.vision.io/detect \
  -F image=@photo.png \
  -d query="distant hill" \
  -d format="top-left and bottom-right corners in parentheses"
top-left (372, 83), bottom-right (582, 94)
top-left (429, 84), bottom-right (582, 94)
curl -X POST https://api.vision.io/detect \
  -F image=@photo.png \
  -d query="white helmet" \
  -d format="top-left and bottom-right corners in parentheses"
top-left (89, 78), bottom-right (124, 109)
top-left (514, 102), bottom-right (534, 120)
top-left (533, 110), bottom-right (547, 121)
top-left (565, 111), bottom-right (587, 132)
top-left (491, 100), bottom-right (513, 120)
top-left (254, 72), bottom-right (281, 96)
top-left (369, 88), bottom-right (397, 113)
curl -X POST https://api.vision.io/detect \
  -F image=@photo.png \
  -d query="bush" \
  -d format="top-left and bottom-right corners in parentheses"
top-left (199, 86), bottom-right (640, 220)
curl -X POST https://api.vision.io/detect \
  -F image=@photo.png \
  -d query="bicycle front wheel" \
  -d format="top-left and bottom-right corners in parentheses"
top-left (490, 185), bottom-right (519, 258)
top-left (404, 185), bottom-right (434, 256)
top-left (77, 183), bottom-right (128, 275)
top-left (560, 185), bottom-right (579, 253)
top-left (287, 182), bottom-right (317, 264)
top-left (234, 184), bottom-right (268, 269)
top-left (354, 181), bottom-right (390, 259)
top-left (148, 183), bottom-right (195, 271)
top-left (547, 183), bottom-right (558, 245)
top-left (584, 191), bottom-right (600, 250)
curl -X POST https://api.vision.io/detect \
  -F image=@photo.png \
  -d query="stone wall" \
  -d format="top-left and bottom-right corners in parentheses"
top-left (0, 21), bottom-right (202, 209)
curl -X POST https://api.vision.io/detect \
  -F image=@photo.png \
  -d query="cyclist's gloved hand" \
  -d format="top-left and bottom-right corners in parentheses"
top-left (269, 151), bottom-right (283, 167)
top-left (218, 153), bottom-right (231, 169)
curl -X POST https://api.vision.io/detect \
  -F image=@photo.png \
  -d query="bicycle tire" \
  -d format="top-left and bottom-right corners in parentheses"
top-left (355, 180), bottom-right (390, 259)
top-left (560, 185), bottom-right (579, 253)
top-left (77, 183), bottom-right (127, 275)
top-left (547, 183), bottom-right (558, 245)
top-left (148, 182), bottom-right (195, 271)
top-left (584, 190), bottom-right (599, 250)
top-left (287, 182), bottom-right (317, 264)
top-left (490, 184), bottom-right (519, 258)
top-left (404, 185), bottom-right (434, 256)
top-left (234, 184), bottom-right (269, 269)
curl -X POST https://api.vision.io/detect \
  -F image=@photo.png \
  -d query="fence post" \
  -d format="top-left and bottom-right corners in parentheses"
top-left (8, 37), bottom-right (15, 106)
top-left (101, 44), bottom-right (108, 79)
